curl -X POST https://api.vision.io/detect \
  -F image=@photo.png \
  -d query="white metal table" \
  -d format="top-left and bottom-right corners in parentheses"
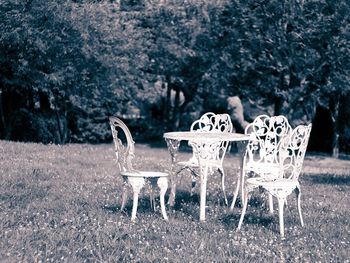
top-left (163, 131), bottom-right (250, 221)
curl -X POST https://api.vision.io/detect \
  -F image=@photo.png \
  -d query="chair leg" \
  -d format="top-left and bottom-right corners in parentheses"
top-left (219, 167), bottom-right (228, 206)
top-left (190, 169), bottom-right (197, 197)
top-left (296, 185), bottom-right (304, 227)
top-left (148, 177), bottom-right (157, 212)
top-left (277, 198), bottom-right (285, 238)
top-left (131, 191), bottom-right (139, 221)
top-left (157, 177), bottom-right (169, 220)
top-left (176, 167), bottom-right (188, 176)
top-left (168, 179), bottom-right (176, 207)
top-left (268, 194), bottom-right (274, 214)
top-left (240, 169), bottom-right (246, 208)
top-left (128, 177), bottom-right (145, 221)
top-left (237, 190), bottom-right (249, 230)
top-left (191, 181), bottom-right (196, 196)
top-left (121, 180), bottom-right (128, 211)
top-left (230, 169), bottom-right (241, 211)
top-left (150, 188), bottom-right (155, 211)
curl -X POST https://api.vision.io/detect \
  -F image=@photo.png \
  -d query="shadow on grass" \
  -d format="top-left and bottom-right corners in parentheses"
top-left (103, 196), bottom-right (171, 216)
top-left (172, 190), bottom-right (230, 207)
top-left (220, 195), bottom-right (274, 228)
top-left (306, 174), bottom-right (350, 185)
top-left (170, 190), bottom-right (200, 210)
top-left (103, 191), bottom-right (203, 218)
top-left (103, 205), bottom-right (119, 213)
top-left (220, 210), bottom-right (274, 230)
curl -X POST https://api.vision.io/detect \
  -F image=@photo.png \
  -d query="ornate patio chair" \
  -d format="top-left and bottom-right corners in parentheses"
top-left (230, 115), bottom-right (292, 212)
top-left (109, 117), bottom-right (168, 221)
top-left (237, 123), bottom-right (312, 237)
top-left (176, 112), bottom-right (233, 205)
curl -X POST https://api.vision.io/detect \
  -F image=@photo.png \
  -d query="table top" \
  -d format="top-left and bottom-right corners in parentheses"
top-left (163, 131), bottom-right (250, 142)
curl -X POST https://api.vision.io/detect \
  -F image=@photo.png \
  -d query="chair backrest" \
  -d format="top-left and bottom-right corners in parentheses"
top-left (244, 115), bottom-right (292, 166)
top-left (189, 112), bottom-right (233, 163)
top-left (280, 123), bottom-right (312, 180)
top-left (190, 112), bottom-right (233, 133)
top-left (109, 117), bottom-right (135, 172)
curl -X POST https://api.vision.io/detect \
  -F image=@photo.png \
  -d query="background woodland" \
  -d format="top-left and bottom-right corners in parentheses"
top-left (1, 0), bottom-right (350, 156)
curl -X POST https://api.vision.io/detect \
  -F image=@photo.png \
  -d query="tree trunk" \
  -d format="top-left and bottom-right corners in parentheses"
top-left (274, 71), bottom-right (288, 116)
top-left (173, 88), bottom-right (180, 129)
top-left (274, 96), bottom-right (285, 116)
top-left (165, 76), bottom-right (172, 131)
top-left (54, 109), bottom-right (63, 144)
top-left (51, 90), bottom-right (65, 144)
top-left (0, 89), bottom-right (6, 138)
top-left (331, 95), bottom-right (340, 158)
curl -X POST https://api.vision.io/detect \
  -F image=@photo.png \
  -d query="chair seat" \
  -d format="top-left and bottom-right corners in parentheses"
top-left (177, 159), bottom-right (222, 168)
top-left (177, 160), bottom-right (199, 167)
top-left (177, 155), bottom-right (198, 167)
top-left (247, 177), bottom-right (298, 189)
top-left (121, 171), bottom-right (168, 178)
top-left (245, 162), bottom-right (281, 178)
top-left (247, 177), bottom-right (299, 201)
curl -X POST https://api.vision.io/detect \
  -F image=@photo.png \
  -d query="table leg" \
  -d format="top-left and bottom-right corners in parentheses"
top-left (199, 163), bottom-right (209, 221)
top-left (230, 167), bottom-right (241, 211)
top-left (190, 141), bottom-right (218, 221)
top-left (230, 140), bottom-right (248, 210)
top-left (165, 138), bottom-right (180, 207)
top-left (238, 141), bottom-right (248, 206)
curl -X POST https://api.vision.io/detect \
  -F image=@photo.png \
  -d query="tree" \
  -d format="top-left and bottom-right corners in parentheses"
top-left (298, 0), bottom-right (350, 157)
top-left (0, 0), bottom-right (143, 142)
top-left (204, 0), bottom-right (350, 156)
top-left (142, 2), bottom-right (228, 131)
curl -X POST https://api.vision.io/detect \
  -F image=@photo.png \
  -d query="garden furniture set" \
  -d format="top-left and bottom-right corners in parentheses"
top-left (109, 113), bottom-right (312, 237)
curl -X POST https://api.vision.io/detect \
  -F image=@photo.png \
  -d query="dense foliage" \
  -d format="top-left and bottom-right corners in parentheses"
top-left (1, 0), bottom-right (349, 153)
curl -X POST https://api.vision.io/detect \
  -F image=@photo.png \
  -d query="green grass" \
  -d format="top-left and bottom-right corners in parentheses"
top-left (0, 140), bottom-right (349, 262)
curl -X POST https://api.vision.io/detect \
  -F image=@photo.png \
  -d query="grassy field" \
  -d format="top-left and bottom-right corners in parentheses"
top-left (0, 140), bottom-right (349, 262)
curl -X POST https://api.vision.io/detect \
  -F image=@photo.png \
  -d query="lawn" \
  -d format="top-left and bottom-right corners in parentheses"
top-left (0, 140), bottom-right (349, 262)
